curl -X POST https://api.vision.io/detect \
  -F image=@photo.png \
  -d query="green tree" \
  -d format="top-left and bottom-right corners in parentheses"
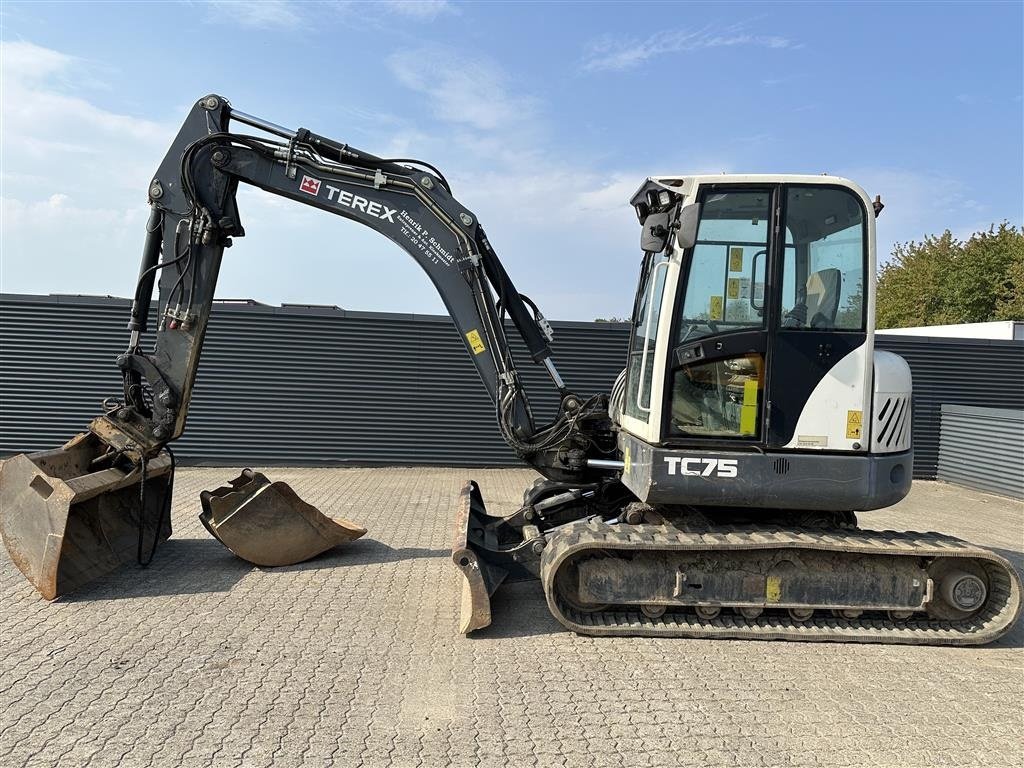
top-left (836, 279), bottom-right (863, 329)
top-left (876, 222), bottom-right (1024, 328)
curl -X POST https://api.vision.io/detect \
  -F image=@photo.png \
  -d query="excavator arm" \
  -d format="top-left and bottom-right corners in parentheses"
top-left (106, 94), bottom-right (596, 468)
top-left (0, 94), bottom-right (618, 602)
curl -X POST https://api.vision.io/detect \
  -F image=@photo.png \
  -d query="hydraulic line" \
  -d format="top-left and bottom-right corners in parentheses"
top-left (137, 446), bottom-right (175, 567)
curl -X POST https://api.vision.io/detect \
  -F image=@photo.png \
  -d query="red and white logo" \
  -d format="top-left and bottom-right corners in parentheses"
top-left (299, 175), bottom-right (321, 196)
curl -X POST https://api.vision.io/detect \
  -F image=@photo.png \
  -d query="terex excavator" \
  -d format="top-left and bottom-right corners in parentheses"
top-left (1, 95), bottom-right (1019, 645)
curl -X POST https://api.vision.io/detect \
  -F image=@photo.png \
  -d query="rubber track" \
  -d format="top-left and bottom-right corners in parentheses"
top-left (540, 521), bottom-right (1022, 645)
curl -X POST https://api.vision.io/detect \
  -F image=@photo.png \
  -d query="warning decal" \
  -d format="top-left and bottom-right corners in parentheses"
top-left (466, 329), bottom-right (486, 355)
top-left (709, 295), bottom-right (724, 320)
top-left (846, 410), bottom-right (863, 439)
top-left (729, 247), bottom-right (744, 272)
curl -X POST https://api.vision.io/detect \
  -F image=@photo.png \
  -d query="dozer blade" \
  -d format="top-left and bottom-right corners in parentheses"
top-left (0, 432), bottom-right (173, 600)
top-left (199, 469), bottom-right (366, 567)
top-left (451, 480), bottom-right (510, 634)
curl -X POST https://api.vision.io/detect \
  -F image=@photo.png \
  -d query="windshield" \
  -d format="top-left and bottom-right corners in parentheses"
top-left (676, 190), bottom-right (775, 344)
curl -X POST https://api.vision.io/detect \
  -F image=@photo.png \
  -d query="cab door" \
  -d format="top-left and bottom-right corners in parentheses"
top-left (764, 184), bottom-right (870, 449)
top-left (662, 186), bottom-right (776, 445)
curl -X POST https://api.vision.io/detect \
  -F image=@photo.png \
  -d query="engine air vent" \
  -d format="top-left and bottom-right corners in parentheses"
top-left (872, 393), bottom-right (911, 453)
top-left (773, 458), bottom-right (790, 475)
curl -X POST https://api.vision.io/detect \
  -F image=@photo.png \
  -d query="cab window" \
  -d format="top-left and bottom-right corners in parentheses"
top-left (624, 250), bottom-right (670, 421)
top-left (780, 186), bottom-right (866, 331)
top-left (676, 190), bottom-right (771, 345)
top-left (670, 353), bottom-right (764, 438)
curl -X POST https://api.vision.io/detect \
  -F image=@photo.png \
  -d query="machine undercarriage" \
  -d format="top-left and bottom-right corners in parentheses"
top-left (456, 480), bottom-right (1021, 644)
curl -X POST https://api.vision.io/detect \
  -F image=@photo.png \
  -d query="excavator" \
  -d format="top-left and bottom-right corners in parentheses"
top-left (1, 95), bottom-right (1019, 645)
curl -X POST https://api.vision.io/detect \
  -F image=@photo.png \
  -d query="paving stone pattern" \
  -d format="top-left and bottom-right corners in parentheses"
top-left (1, 468), bottom-right (1021, 767)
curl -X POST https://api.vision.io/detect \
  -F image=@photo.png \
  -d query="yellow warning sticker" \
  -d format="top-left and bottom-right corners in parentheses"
top-left (846, 409), bottom-right (863, 439)
top-left (739, 379), bottom-right (759, 435)
top-left (466, 329), bottom-right (486, 355)
top-left (766, 576), bottom-right (782, 603)
top-left (727, 278), bottom-right (741, 300)
top-left (709, 295), bottom-right (724, 320)
top-left (729, 247), bottom-right (744, 272)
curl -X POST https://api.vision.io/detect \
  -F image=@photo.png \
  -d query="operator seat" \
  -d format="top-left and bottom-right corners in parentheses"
top-left (806, 267), bottom-right (841, 328)
top-left (783, 267), bottom-right (842, 329)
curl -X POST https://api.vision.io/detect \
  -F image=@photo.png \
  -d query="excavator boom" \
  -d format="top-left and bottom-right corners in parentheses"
top-left (0, 94), bottom-right (610, 601)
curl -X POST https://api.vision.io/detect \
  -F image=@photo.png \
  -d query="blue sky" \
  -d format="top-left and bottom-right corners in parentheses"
top-left (2, 1), bottom-right (1021, 319)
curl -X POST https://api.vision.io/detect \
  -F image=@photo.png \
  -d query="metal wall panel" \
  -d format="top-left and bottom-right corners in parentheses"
top-left (938, 405), bottom-right (1024, 499)
top-left (2, 294), bottom-right (1021, 478)
top-left (874, 336), bottom-right (1024, 479)
top-left (0, 294), bottom-right (628, 465)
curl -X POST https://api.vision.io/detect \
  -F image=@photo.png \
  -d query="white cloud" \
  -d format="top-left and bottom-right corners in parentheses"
top-left (0, 42), bottom-right (171, 197)
top-left (1, 39), bottom-right (74, 80)
top-left (0, 38), bottom-right (715, 321)
top-left (204, 0), bottom-right (302, 29)
top-left (387, 49), bottom-right (537, 132)
top-left (582, 25), bottom-right (797, 72)
top-left (0, 41), bottom-right (178, 296)
top-left (380, 0), bottom-right (454, 19)
top-left (380, 47), bottom-right (641, 314)
top-left (840, 168), bottom-right (993, 262)
top-left (202, 0), bottom-right (453, 29)
top-left (0, 39), bottom-right (468, 316)
top-left (381, 47), bottom-right (736, 319)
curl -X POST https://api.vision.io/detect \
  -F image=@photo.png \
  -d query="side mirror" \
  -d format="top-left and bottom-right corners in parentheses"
top-left (676, 203), bottom-right (701, 250)
top-left (639, 212), bottom-right (670, 253)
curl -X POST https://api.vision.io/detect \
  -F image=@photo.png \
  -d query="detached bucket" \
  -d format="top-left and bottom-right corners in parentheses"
top-left (200, 469), bottom-right (366, 567)
top-left (0, 432), bottom-right (173, 600)
top-left (452, 480), bottom-right (509, 634)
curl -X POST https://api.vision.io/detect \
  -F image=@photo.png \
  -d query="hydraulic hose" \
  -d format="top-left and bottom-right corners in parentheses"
top-left (128, 207), bottom-right (164, 332)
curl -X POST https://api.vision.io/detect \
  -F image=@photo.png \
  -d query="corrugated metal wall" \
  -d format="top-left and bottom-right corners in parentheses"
top-left (938, 405), bottom-right (1024, 499)
top-left (2, 294), bottom-right (1021, 478)
top-left (0, 294), bottom-right (628, 465)
top-left (873, 336), bottom-right (1024, 479)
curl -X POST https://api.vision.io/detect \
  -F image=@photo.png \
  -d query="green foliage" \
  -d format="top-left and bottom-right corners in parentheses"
top-left (876, 222), bottom-right (1024, 328)
top-left (594, 316), bottom-right (628, 323)
top-left (836, 279), bottom-right (864, 329)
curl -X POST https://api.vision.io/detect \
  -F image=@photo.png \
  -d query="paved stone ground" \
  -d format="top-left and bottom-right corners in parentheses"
top-left (1, 468), bottom-right (1021, 768)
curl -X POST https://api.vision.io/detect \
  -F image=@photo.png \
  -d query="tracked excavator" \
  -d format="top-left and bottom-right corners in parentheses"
top-left (1, 95), bottom-right (1019, 645)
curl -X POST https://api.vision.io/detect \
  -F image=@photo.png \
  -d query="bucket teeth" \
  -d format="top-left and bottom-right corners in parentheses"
top-left (199, 469), bottom-right (366, 567)
top-left (0, 432), bottom-right (173, 600)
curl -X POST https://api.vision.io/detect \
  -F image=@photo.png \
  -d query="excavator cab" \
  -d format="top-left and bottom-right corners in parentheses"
top-left (615, 175), bottom-right (912, 511)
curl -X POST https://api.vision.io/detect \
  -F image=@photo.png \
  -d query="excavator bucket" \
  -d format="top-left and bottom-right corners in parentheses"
top-left (0, 432), bottom-right (173, 600)
top-left (451, 480), bottom-right (510, 634)
top-left (199, 469), bottom-right (366, 567)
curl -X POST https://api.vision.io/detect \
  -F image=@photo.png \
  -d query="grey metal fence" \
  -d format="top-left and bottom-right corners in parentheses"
top-left (874, 336), bottom-right (1024, 479)
top-left (2, 294), bottom-right (1022, 478)
top-left (938, 405), bottom-right (1024, 499)
top-left (0, 294), bottom-right (628, 465)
